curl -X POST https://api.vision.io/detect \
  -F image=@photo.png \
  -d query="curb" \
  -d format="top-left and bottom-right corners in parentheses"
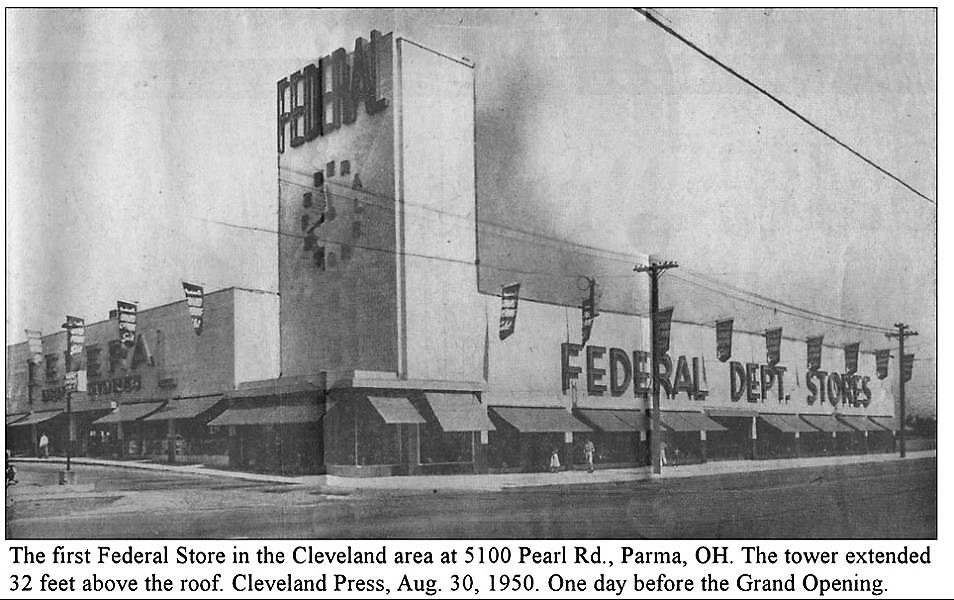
top-left (11, 450), bottom-right (936, 492)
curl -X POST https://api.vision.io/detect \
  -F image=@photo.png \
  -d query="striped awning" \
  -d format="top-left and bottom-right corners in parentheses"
top-left (142, 396), bottom-right (223, 421)
top-left (490, 406), bottom-right (591, 432)
top-left (5, 413), bottom-right (29, 426)
top-left (707, 407), bottom-right (757, 418)
top-left (800, 414), bottom-right (854, 433)
top-left (9, 410), bottom-right (63, 427)
top-left (838, 415), bottom-right (887, 432)
top-left (577, 409), bottom-right (648, 432)
top-left (759, 414), bottom-right (818, 433)
top-left (93, 402), bottom-right (165, 425)
top-left (208, 402), bottom-right (324, 426)
top-left (660, 411), bottom-right (727, 432)
top-left (368, 396), bottom-right (426, 424)
top-left (425, 393), bottom-right (495, 431)
top-left (869, 416), bottom-right (898, 431)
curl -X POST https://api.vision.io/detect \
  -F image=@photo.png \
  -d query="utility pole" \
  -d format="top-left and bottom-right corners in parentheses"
top-left (61, 320), bottom-right (74, 475)
top-left (634, 259), bottom-right (678, 475)
top-left (885, 323), bottom-right (918, 458)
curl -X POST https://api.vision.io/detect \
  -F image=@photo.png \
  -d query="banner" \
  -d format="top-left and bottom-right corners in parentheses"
top-left (65, 315), bottom-right (85, 357)
top-left (581, 280), bottom-right (598, 345)
top-left (875, 349), bottom-right (891, 380)
top-left (117, 300), bottom-right (138, 347)
top-left (806, 335), bottom-right (823, 371)
top-left (654, 307), bottom-right (674, 355)
top-left (498, 283), bottom-right (520, 340)
top-left (765, 327), bottom-right (782, 366)
top-left (183, 282), bottom-right (205, 335)
top-left (844, 342), bottom-right (860, 374)
top-left (64, 315), bottom-right (85, 372)
top-left (715, 319), bottom-right (733, 362)
top-left (902, 353), bottom-right (915, 382)
top-left (25, 329), bottom-right (43, 363)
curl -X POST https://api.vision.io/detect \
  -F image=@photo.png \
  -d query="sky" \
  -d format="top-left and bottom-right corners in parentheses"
top-left (5, 8), bottom-right (938, 414)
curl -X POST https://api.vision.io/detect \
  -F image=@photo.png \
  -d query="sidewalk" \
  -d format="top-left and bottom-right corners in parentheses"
top-left (12, 449), bottom-right (936, 492)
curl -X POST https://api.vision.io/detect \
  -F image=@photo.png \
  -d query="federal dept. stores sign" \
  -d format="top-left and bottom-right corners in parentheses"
top-left (561, 342), bottom-right (874, 408)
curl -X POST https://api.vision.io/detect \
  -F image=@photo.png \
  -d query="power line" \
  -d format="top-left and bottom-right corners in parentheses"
top-left (668, 271), bottom-right (890, 335)
top-left (275, 173), bottom-right (906, 333)
top-left (196, 215), bottom-right (603, 282)
top-left (635, 8), bottom-right (935, 205)
top-left (677, 268), bottom-right (893, 333)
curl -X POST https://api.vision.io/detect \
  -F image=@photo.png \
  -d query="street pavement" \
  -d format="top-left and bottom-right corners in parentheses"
top-left (5, 456), bottom-right (935, 539)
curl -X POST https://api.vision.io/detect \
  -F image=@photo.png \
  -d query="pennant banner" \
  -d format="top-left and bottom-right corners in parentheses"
top-left (806, 335), bottom-right (824, 371)
top-left (498, 282), bottom-right (520, 340)
top-left (844, 342), bottom-right (860, 374)
top-left (715, 319), bottom-right (733, 362)
top-left (581, 280), bottom-right (598, 345)
top-left (25, 329), bottom-right (43, 363)
top-left (117, 300), bottom-right (138, 347)
top-left (902, 353), bottom-right (915, 382)
top-left (655, 307), bottom-right (674, 355)
top-left (183, 282), bottom-right (205, 335)
top-left (765, 327), bottom-right (783, 366)
top-left (875, 349), bottom-right (891, 380)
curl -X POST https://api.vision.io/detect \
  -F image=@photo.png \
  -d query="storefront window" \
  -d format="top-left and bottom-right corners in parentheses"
top-left (356, 404), bottom-right (399, 465)
top-left (420, 422), bottom-right (472, 464)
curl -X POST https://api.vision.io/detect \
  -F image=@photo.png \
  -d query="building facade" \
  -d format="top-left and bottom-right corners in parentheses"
top-left (5, 288), bottom-right (279, 465)
top-left (6, 27), bottom-right (904, 477)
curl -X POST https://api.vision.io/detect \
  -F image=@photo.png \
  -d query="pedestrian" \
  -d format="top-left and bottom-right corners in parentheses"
top-left (38, 432), bottom-right (49, 459)
top-left (584, 439), bottom-right (595, 473)
top-left (549, 447), bottom-right (561, 473)
top-left (659, 438), bottom-right (668, 467)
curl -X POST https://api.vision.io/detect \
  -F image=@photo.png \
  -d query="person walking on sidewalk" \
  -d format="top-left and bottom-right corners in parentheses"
top-left (38, 432), bottom-right (49, 459)
top-left (584, 439), bottom-right (595, 473)
top-left (549, 448), bottom-right (561, 473)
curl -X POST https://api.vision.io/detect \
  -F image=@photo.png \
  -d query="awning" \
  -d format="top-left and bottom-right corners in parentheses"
top-left (869, 416), bottom-right (898, 432)
top-left (208, 402), bottom-right (324, 426)
top-left (226, 376), bottom-right (323, 400)
top-left (660, 411), bottom-right (727, 432)
top-left (490, 406), bottom-right (591, 432)
top-left (142, 396), bottom-right (223, 422)
top-left (838, 415), bottom-right (887, 432)
top-left (5, 413), bottom-right (29, 426)
top-left (425, 393), bottom-right (495, 431)
top-left (93, 402), bottom-right (165, 425)
top-left (800, 414), bottom-right (854, 433)
top-left (367, 396), bottom-right (425, 424)
top-left (577, 409), bottom-right (648, 432)
top-left (759, 413), bottom-right (818, 433)
top-left (707, 408), bottom-right (757, 418)
top-left (10, 410), bottom-right (63, 427)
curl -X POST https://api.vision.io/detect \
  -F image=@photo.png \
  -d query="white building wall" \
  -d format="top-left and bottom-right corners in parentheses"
top-left (397, 39), bottom-right (484, 383)
top-left (233, 289), bottom-right (280, 385)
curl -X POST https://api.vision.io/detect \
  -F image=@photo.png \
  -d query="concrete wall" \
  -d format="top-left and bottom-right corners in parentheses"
top-left (278, 32), bottom-right (398, 377)
top-left (397, 39), bottom-right (484, 383)
top-left (233, 289), bottom-right (281, 385)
